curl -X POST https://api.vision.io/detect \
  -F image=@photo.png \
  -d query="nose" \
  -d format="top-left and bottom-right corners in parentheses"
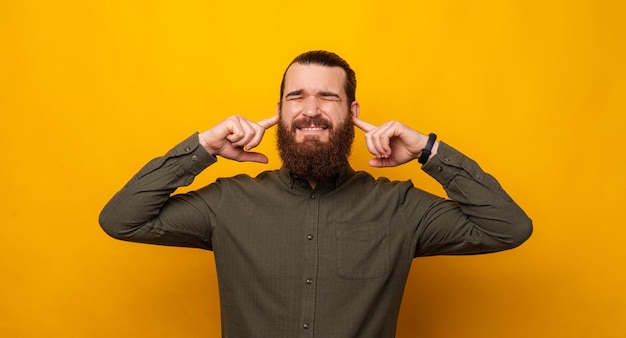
top-left (302, 96), bottom-right (321, 117)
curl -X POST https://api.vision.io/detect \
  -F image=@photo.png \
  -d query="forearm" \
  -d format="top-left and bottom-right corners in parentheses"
top-left (99, 133), bottom-right (216, 247)
top-left (415, 142), bottom-right (533, 256)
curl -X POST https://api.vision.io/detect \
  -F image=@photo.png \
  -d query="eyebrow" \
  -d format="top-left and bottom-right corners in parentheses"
top-left (285, 89), bottom-right (304, 98)
top-left (318, 91), bottom-right (341, 99)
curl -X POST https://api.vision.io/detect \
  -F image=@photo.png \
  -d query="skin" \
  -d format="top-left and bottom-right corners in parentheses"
top-left (197, 63), bottom-right (439, 182)
top-left (279, 64), bottom-right (359, 144)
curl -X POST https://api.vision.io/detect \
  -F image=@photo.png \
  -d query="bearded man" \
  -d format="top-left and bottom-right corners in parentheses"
top-left (100, 50), bottom-right (532, 338)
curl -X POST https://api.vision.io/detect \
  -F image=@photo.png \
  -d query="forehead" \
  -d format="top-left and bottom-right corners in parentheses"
top-left (283, 63), bottom-right (347, 95)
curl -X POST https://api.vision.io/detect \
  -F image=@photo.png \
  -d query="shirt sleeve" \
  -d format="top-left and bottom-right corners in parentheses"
top-left (98, 133), bottom-right (217, 250)
top-left (412, 142), bottom-right (533, 257)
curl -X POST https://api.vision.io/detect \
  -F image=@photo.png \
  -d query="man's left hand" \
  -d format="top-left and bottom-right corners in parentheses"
top-left (353, 116), bottom-right (439, 167)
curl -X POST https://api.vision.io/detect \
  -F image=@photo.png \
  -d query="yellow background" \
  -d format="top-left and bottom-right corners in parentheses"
top-left (1, 1), bottom-right (625, 337)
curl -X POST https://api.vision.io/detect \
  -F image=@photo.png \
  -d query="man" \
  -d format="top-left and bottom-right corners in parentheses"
top-left (99, 50), bottom-right (532, 337)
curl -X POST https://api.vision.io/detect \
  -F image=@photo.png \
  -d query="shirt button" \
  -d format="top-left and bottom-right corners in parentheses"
top-left (437, 166), bottom-right (443, 171)
top-left (303, 323), bottom-right (310, 329)
top-left (310, 194), bottom-right (315, 199)
top-left (184, 147), bottom-right (191, 152)
top-left (306, 278), bottom-right (313, 285)
top-left (191, 155), bottom-right (198, 162)
top-left (307, 234), bottom-right (314, 240)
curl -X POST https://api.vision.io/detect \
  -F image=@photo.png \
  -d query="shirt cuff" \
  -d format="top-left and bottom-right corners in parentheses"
top-left (173, 133), bottom-right (217, 176)
top-left (421, 141), bottom-right (483, 187)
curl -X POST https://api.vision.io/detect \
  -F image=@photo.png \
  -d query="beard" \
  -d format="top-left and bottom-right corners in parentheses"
top-left (277, 115), bottom-right (354, 181)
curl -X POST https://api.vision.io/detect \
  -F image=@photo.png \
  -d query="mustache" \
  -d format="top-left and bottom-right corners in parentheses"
top-left (292, 117), bottom-right (332, 131)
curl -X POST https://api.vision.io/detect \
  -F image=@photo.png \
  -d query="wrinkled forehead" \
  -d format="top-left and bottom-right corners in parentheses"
top-left (283, 63), bottom-right (348, 97)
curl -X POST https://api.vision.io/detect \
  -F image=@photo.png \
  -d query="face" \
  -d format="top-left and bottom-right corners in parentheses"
top-left (276, 63), bottom-right (360, 180)
top-left (278, 63), bottom-right (359, 143)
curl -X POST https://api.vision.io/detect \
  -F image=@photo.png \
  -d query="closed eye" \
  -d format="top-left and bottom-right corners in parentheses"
top-left (285, 90), bottom-right (341, 102)
top-left (285, 90), bottom-right (304, 101)
top-left (318, 91), bottom-right (341, 101)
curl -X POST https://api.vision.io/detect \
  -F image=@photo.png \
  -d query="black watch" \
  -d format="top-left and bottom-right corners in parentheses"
top-left (417, 133), bottom-right (437, 164)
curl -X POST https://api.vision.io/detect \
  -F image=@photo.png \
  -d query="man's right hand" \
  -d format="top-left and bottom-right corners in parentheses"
top-left (198, 115), bottom-right (279, 163)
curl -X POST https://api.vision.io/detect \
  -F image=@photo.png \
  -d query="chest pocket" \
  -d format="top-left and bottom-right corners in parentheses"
top-left (336, 222), bottom-right (390, 279)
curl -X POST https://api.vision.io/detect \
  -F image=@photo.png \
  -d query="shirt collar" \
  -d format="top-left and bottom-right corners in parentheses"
top-left (278, 165), bottom-right (356, 190)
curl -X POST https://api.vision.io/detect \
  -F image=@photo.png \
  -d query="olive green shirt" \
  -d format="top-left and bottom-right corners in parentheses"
top-left (99, 133), bottom-right (532, 338)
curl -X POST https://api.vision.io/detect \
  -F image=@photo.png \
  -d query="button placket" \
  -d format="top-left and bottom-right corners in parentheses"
top-left (299, 190), bottom-right (320, 337)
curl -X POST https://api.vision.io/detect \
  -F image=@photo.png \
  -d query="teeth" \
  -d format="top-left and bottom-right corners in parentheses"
top-left (300, 127), bottom-right (325, 131)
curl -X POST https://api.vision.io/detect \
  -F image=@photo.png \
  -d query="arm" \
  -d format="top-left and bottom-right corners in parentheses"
top-left (353, 117), bottom-right (532, 256)
top-left (412, 141), bottom-right (532, 256)
top-left (98, 115), bottom-right (278, 248)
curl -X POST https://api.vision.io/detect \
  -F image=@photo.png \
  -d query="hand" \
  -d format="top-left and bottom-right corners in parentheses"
top-left (353, 116), bottom-right (438, 167)
top-left (198, 115), bottom-right (279, 163)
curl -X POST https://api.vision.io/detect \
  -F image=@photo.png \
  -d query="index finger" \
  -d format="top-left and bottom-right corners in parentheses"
top-left (353, 116), bottom-right (377, 132)
top-left (257, 114), bottom-right (279, 129)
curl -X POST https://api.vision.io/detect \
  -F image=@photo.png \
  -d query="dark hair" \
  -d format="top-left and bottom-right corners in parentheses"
top-left (279, 50), bottom-right (357, 108)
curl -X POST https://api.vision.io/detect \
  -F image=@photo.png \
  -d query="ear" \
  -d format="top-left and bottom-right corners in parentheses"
top-left (276, 101), bottom-right (281, 115)
top-left (350, 100), bottom-right (360, 118)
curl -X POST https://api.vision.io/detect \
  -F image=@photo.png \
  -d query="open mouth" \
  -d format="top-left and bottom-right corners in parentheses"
top-left (293, 118), bottom-right (331, 133)
top-left (296, 125), bottom-right (329, 137)
top-left (299, 126), bottom-right (327, 132)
